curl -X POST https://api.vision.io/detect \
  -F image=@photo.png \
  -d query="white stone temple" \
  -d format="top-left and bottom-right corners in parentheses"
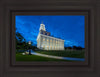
top-left (36, 22), bottom-right (65, 50)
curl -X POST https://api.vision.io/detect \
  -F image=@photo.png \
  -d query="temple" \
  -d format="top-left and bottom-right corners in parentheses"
top-left (37, 22), bottom-right (64, 50)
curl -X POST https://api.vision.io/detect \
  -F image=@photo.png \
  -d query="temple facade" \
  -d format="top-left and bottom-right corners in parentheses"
top-left (37, 22), bottom-right (64, 50)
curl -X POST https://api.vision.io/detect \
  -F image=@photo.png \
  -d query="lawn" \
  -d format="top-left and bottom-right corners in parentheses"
top-left (35, 50), bottom-right (85, 58)
top-left (16, 53), bottom-right (68, 61)
top-left (16, 50), bottom-right (85, 61)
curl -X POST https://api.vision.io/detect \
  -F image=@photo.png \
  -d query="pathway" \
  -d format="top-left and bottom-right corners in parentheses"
top-left (31, 50), bottom-right (85, 61)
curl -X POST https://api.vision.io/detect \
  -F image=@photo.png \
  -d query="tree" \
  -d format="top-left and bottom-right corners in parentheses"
top-left (67, 47), bottom-right (72, 49)
top-left (76, 46), bottom-right (82, 50)
top-left (16, 32), bottom-right (39, 52)
top-left (16, 32), bottom-right (25, 43)
top-left (16, 32), bottom-right (27, 50)
top-left (73, 46), bottom-right (77, 50)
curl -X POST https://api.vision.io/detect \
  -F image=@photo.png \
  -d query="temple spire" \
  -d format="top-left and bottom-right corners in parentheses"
top-left (39, 21), bottom-right (46, 31)
top-left (41, 21), bottom-right (43, 24)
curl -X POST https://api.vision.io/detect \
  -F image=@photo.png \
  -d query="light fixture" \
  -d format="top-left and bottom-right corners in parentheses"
top-left (28, 41), bottom-right (31, 45)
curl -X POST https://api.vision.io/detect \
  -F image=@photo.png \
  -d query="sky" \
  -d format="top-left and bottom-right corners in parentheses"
top-left (15, 15), bottom-right (85, 48)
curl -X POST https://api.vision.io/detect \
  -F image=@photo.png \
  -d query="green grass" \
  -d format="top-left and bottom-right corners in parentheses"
top-left (35, 50), bottom-right (85, 58)
top-left (16, 53), bottom-right (68, 61)
top-left (16, 50), bottom-right (85, 61)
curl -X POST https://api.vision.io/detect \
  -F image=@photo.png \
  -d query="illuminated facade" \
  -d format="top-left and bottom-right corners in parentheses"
top-left (37, 22), bottom-right (64, 50)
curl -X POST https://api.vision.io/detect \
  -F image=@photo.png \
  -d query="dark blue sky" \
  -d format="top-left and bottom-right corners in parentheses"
top-left (15, 15), bottom-right (85, 48)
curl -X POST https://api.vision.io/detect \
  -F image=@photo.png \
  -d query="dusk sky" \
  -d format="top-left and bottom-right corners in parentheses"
top-left (15, 15), bottom-right (85, 48)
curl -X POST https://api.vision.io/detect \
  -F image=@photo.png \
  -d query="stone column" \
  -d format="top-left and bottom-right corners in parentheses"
top-left (55, 39), bottom-right (57, 50)
top-left (40, 36), bottom-right (43, 49)
top-left (44, 37), bottom-right (46, 50)
top-left (59, 40), bottom-right (61, 50)
top-left (38, 36), bottom-right (40, 48)
top-left (54, 39), bottom-right (56, 50)
top-left (58, 40), bottom-right (60, 50)
top-left (51, 38), bottom-right (53, 50)
top-left (43, 37), bottom-right (46, 50)
top-left (50, 38), bottom-right (51, 50)
top-left (47, 37), bottom-right (49, 50)
top-left (42, 37), bottom-right (44, 48)
top-left (57, 40), bottom-right (58, 50)
top-left (60, 41), bottom-right (62, 50)
top-left (53, 39), bottom-right (55, 50)
top-left (63, 41), bottom-right (64, 50)
top-left (53, 39), bottom-right (54, 50)
top-left (48, 38), bottom-right (50, 50)
top-left (61, 41), bottom-right (63, 50)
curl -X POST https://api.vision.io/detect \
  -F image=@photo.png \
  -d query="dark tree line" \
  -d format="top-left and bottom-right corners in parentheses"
top-left (65, 46), bottom-right (84, 50)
